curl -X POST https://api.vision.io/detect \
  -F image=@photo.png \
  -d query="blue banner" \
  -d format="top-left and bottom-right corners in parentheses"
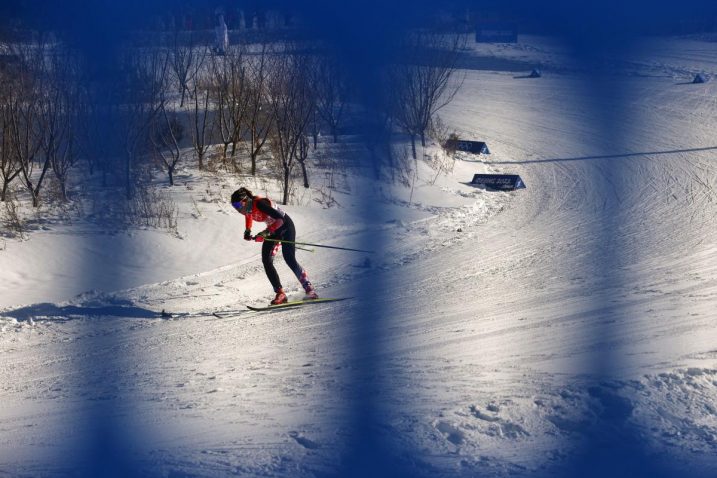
top-left (447, 139), bottom-right (490, 155)
top-left (471, 174), bottom-right (526, 190)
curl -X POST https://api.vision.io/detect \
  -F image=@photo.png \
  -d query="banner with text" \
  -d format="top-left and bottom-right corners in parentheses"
top-left (471, 174), bottom-right (526, 191)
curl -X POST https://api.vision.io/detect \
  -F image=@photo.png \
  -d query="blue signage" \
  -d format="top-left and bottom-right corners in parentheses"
top-left (447, 139), bottom-right (490, 155)
top-left (471, 174), bottom-right (526, 191)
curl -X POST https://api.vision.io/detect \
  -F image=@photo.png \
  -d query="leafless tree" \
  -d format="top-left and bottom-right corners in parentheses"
top-left (297, 133), bottom-right (310, 185)
top-left (117, 47), bottom-right (169, 199)
top-left (312, 53), bottom-right (349, 144)
top-left (245, 41), bottom-right (274, 176)
top-left (390, 32), bottom-right (465, 159)
top-left (8, 40), bottom-right (47, 207)
top-left (150, 101), bottom-right (184, 186)
top-left (169, 29), bottom-right (198, 108)
top-left (40, 47), bottom-right (82, 201)
top-left (209, 54), bottom-right (233, 167)
top-left (0, 74), bottom-right (23, 202)
top-left (356, 62), bottom-right (398, 180)
top-left (363, 106), bottom-right (396, 181)
top-left (187, 45), bottom-right (213, 171)
top-left (76, 81), bottom-right (119, 188)
top-left (267, 50), bottom-right (315, 204)
top-left (209, 45), bottom-right (251, 170)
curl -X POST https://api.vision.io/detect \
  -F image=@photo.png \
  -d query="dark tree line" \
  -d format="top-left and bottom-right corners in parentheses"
top-left (0, 24), bottom-right (463, 215)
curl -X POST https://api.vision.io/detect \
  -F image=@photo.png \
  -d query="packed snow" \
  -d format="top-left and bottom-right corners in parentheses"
top-left (1, 35), bottom-right (717, 477)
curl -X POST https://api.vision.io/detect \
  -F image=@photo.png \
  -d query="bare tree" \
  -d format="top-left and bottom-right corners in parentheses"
top-left (297, 133), bottom-right (310, 184)
top-left (150, 102), bottom-right (184, 185)
top-left (267, 50), bottom-right (315, 204)
top-left (186, 45), bottom-right (213, 171)
top-left (390, 32), bottom-right (465, 159)
top-left (118, 47), bottom-right (169, 199)
top-left (41, 47), bottom-right (81, 201)
top-left (76, 82), bottom-right (119, 188)
top-left (363, 106), bottom-right (396, 181)
top-left (209, 45), bottom-right (251, 170)
top-left (245, 41), bottom-right (274, 176)
top-left (9, 40), bottom-right (47, 207)
top-left (312, 53), bottom-right (349, 144)
top-left (356, 63), bottom-right (397, 180)
top-left (0, 74), bottom-right (23, 202)
top-left (209, 53), bottom-right (232, 167)
top-left (169, 29), bottom-right (198, 108)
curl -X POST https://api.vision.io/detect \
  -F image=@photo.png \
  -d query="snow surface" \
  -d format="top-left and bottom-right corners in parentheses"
top-left (2, 36), bottom-right (717, 477)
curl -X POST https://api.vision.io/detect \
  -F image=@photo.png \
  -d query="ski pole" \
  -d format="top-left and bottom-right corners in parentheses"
top-left (251, 236), bottom-right (314, 252)
top-left (262, 237), bottom-right (375, 254)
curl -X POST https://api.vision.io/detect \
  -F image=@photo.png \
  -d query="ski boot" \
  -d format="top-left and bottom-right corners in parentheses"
top-left (271, 289), bottom-right (288, 305)
top-left (303, 287), bottom-right (319, 300)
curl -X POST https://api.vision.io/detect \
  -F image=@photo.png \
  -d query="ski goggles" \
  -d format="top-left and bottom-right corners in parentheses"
top-left (232, 201), bottom-right (249, 212)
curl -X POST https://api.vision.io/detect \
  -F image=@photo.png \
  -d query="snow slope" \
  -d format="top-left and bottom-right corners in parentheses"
top-left (2, 36), bottom-right (717, 477)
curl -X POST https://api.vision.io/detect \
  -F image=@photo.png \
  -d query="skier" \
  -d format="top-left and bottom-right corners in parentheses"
top-left (231, 187), bottom-right (318, 305)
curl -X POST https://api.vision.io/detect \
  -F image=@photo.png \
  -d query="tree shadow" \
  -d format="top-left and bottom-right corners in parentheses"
top-left (490, 145), bottom-right (717, 165)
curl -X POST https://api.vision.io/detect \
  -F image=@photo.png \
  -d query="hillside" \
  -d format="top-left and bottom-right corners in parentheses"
top-left (1, 35), bottom-right (717, 477)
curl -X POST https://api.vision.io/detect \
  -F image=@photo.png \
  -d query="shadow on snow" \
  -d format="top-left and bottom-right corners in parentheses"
top-left (1, 303), bottom-right (160, 321)
top-left (490, 145), bottom-right (717, 165)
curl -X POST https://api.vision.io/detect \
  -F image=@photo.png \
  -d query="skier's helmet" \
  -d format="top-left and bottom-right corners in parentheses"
top-left (231, 187), bottom-right (253, 209)
top-left (231, 188), bottom-right (254, 212)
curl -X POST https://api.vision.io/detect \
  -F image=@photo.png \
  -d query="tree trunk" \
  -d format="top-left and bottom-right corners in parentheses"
top-left (282, 168), bottom-right (290, 205)
top-left (250, 126), bottom-right (257, 175)
top-left (60, 180), bottom-right (68, 202)
top-left (168, 165), bottom-right (175, 186)
top-left (299, 138), bottom-right (310, 188)
top-left (0, 169), bottom-right (20, 202)
top-left (410, 134), bottom-right (417, 159)
top-left (299, 159), bottom-right (309, 188)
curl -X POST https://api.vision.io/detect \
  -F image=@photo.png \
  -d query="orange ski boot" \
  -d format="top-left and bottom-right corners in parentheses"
top-left (271, 289), bottom-right (288, 305)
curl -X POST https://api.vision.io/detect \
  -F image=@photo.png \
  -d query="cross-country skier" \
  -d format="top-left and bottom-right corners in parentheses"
top-left (231, 187), bottom-right (318, 305)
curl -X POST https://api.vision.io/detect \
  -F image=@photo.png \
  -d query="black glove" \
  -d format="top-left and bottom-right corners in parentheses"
top-left (243, 229), bottom-right (252, 241)
top-left (255, 230), bottom-right (270, 243)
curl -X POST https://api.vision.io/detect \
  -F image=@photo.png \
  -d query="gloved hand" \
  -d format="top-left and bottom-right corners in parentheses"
top-left (243, 229), bottom-right (252, 241)
top-left (254, 230), bottom-right (270, 243)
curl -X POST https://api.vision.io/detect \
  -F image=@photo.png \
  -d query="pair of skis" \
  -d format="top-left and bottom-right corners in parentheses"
top-left (207, 297), bottom-right (351, 317)
top-left (245, 296), bottom-right (350, 312)
top-left (160, 297), bottom-right (349, 319)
